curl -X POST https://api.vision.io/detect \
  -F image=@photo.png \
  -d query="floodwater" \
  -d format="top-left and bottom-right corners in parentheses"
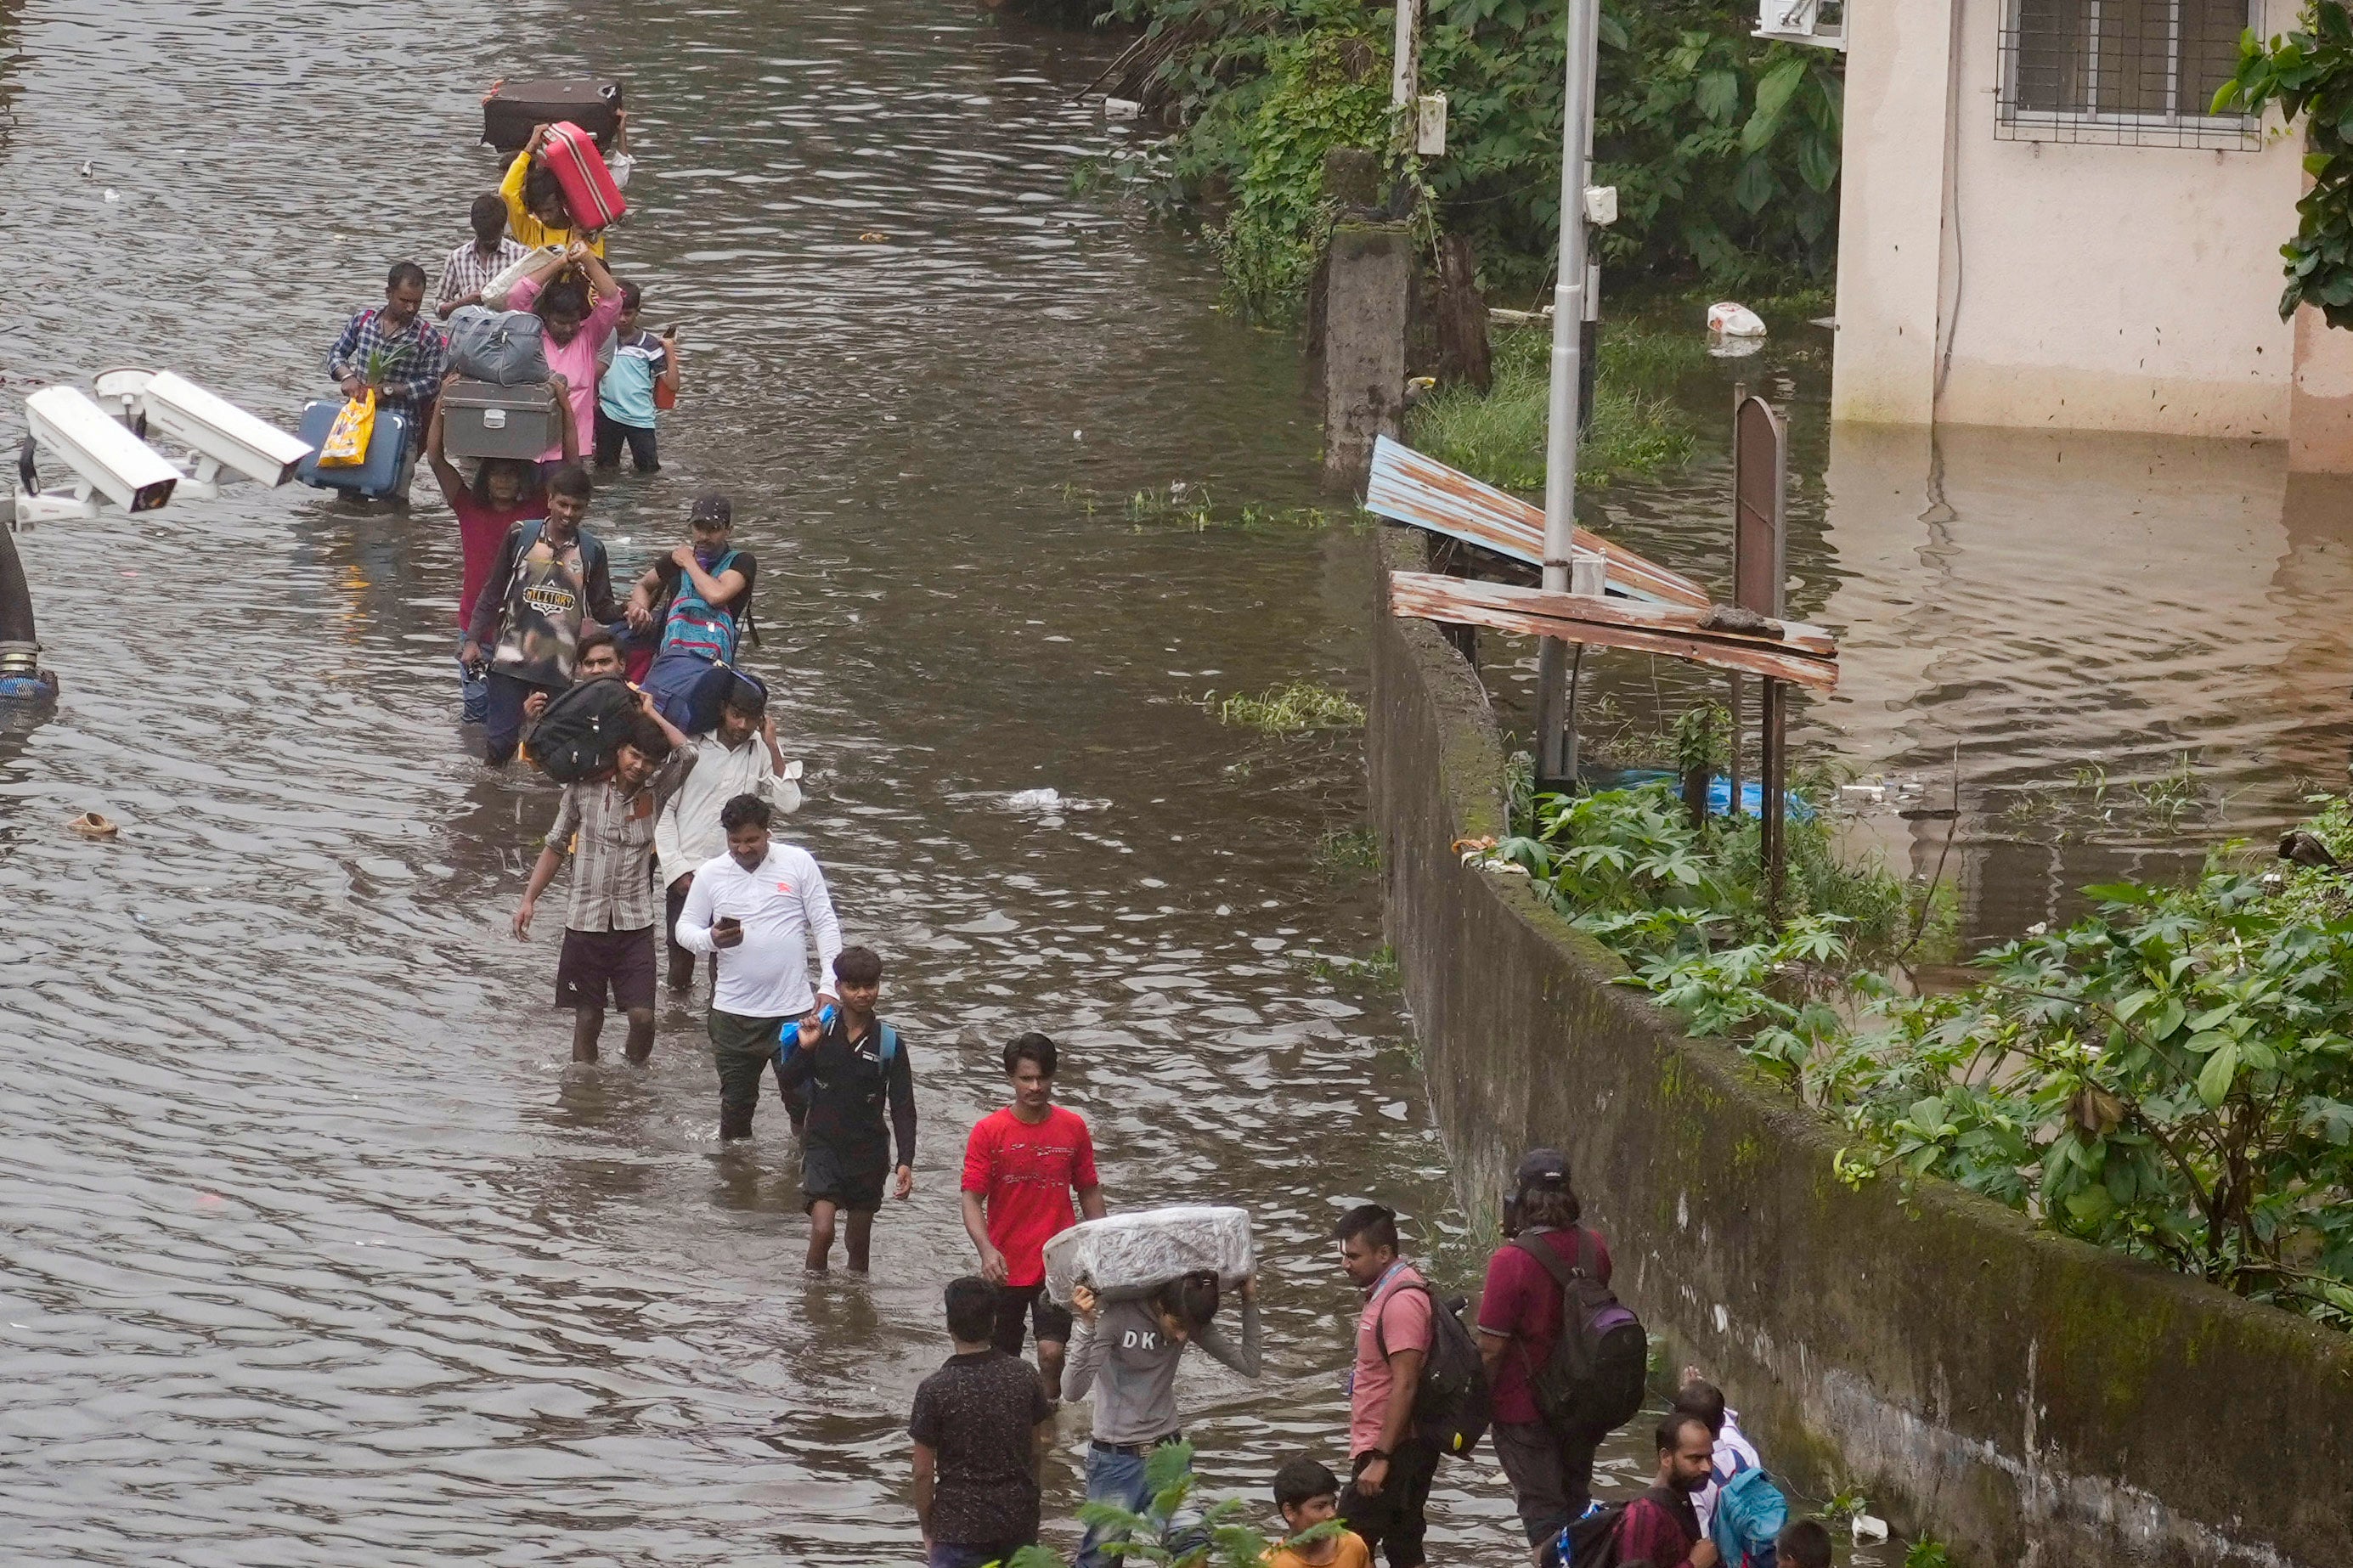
top-left (1485, 330), bottom-right (2353, 946)
top-left (0, 0), bottom-right (1502, 1562)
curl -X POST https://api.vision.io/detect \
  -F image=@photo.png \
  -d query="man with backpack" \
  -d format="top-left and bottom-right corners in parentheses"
top-left (1613, 1413), bottom-right (1721, 1568)
top-left (511, 695), bottom-right (694, 1066)
top-left (653, 677), bottom-right (798, 994)
top-left (1675, 1376), bottom-right (1785, 1568)
top-left (777, 945), bottom-right (912, 1273)
top-left (1333, 1204), bottom-right (1442, 1568)
top-left (621, 492), bottom-right (757, 730)
top-left (464, 463), bottom-right (621, 766)
top-left (1475, 1150), bottom-right (1643, 1550)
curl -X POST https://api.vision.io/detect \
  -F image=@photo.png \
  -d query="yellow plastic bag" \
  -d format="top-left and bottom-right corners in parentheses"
top-left (316, 390), bottom-right (376, 468)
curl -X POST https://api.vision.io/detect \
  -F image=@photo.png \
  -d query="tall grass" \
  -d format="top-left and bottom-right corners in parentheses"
top-left (1405, 324), bottom-right (1699, 492)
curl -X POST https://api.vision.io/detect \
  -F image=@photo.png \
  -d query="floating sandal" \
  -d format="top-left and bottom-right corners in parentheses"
top-left (67, 811), bottom-right (118, 840)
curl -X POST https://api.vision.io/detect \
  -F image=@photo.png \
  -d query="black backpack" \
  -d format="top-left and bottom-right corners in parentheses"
top-left (1513, 1231), bottom-right (1649, 1435)
top-left (522, 676), bottom-right (640, 782)
top-left (1373, 1278), bottom-right (1492, 1459)
top-left (1543, 1488), bottom-right (1683, 1568)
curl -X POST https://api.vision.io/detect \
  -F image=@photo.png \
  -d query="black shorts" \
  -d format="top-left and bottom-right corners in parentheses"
top-left (802, 1139), bottom-right (887, 1214)
top-left (991, 1282), bottom-right (1074, 1356)
top-left (555, 925), bottom-right (657, 1012)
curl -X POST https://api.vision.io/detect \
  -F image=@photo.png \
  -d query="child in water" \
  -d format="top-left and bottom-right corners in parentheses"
top-left (779, 945), bottom-right (914, 1273)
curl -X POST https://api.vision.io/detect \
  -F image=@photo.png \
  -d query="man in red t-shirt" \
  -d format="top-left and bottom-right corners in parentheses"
top-left (961, 1032), bottom-right (1105, 1399)
top-left (1476, 1148), bottom-right (1617, 1548)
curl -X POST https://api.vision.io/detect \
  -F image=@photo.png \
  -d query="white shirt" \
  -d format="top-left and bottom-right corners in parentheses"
top-left (1693, 1408), bottom-right (1763, 1535)
top-left (674, 842), bottom-right (842, 1018)
top-left (653, 730), bottom-right (798, 887)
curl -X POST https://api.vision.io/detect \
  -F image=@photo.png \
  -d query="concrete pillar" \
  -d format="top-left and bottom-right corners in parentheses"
top-left (1322, 217), bottom-right (1412, 491)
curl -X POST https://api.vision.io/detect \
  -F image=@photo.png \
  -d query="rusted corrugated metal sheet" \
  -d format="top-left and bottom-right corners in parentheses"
top-left (1364, 436), bottom-right (1710, 609)
top-left (1389, 571), bottom-right (1838, 692)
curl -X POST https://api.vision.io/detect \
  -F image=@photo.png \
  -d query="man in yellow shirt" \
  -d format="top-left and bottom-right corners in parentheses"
top-left (500, 119), bottom-right (634, 256)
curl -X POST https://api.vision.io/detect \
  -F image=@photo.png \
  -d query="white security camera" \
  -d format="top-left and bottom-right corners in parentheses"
top-left (20, 386), bottom-right (178, 522)
top-left (93, 368), bottom-right (312, 497)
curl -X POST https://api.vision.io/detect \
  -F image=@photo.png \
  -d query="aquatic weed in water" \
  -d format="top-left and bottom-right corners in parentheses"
top-left (1198, 680), bottom-right (1365, 735)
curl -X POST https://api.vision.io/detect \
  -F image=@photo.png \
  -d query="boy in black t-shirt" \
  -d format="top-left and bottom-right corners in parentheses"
top-left (911, 1276), bottom-right (1056, 1567)
top-left (779, 944), bottom-right (914, 1272)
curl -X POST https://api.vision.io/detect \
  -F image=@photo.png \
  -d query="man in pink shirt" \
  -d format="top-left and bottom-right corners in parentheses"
top-left (507, 241), bottom-right (625, 471)
top-left (1333, 1204), bottom-right (1436, 1568)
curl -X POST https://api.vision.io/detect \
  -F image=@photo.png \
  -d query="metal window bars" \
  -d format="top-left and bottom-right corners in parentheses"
top-left (1997, 0), bottom-right (2261, 147)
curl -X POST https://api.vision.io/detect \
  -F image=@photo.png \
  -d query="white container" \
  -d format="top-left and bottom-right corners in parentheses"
top-left (482, 244), bottom-right (567, 310)
top-left (1042, 1204), bottom-right (1254, 1306)
top-left (1707, 300), bottom-right (1768, 337)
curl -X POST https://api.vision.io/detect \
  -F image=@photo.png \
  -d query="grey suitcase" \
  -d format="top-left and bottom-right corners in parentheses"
top-left (446, 306), bottom-right (550, 386)
top-left (442, 379), bottom-right (561, 460)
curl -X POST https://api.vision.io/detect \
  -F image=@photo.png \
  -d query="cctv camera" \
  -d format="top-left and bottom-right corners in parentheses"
top-left (23, 386), bottom-right (178, 514)
top-left (93, 369), bottom-right (311, 495)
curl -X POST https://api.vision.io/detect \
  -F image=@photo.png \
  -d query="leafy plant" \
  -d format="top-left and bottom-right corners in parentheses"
top-left (1904, 1537), bottom-right (1951, 1568)
top-left (998, 1441), bottom-right (1347, 1567)
top-left (2216, 3), bottom-right (2353, 326)
top-left (1420, 0), bottom-right (1844, 295)
top-left (1403, 323), bottom-right (1697, 491)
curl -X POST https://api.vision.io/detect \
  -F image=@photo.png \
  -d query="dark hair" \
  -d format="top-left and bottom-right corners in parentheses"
top-left (722, 681), bottom-right (766, 720)
top-left (1004, 1031), bottom-right (1058, 1077)
top-left (470, 192), bottom-right (508, 235)
top-left (1521, 1183), bottom-right (1583, 1229)
top-left (546, 462), bottom-right (593, 502)
top-left (574, 625), bottom-right (618, 665)
top-left (524, 162), bottom-right (567, 218)
top-left (1775, 1520), bottom-right (1833, 1568)
top-left (623, 715), bottom-right (671, 761)
top-left (1656, 1411), bottom-right (1712, 1455)
top-left (1673, 1379), bottom-right (1727, 1438)
top-left (1272, 1454), bottom-right (1340, 1512)
top-left (618, 279), bottom-right (643, 311)
top-left (719, 792), bottom-right (773, 833)
top-left (835, 945), bottom-right (883, 986)
top-left (1154, 1270), bottom-right (1221, 1328)
top-left (387, 260), bottom-right (427, 292)
top-left (539, 282), bottom-right (589, 323)
top-left (945, 1276), bottom-right (996, 1345)
top-left (470, 455), bottom-right (538, 509)
top-left (1332, 1204), bottom-right (1399, 1252)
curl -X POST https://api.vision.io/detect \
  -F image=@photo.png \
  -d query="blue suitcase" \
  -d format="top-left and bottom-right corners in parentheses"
top-left (294, 398), bottom-right (412, 499)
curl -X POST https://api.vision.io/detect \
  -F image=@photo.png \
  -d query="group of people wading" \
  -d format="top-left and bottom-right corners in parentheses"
top-left (324, 116), bottom-right (1848, 1568)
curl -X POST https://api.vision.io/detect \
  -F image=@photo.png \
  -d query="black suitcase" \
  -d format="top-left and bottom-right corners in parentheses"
top-left (482, 79), bottom-right (624, 155)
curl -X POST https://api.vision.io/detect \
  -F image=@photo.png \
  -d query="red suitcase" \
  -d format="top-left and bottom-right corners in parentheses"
top-left (543, 121), bottom-right (627, 233)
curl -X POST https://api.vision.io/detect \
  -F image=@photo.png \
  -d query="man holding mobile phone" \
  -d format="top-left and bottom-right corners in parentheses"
top-left (674, 792), bottom-right (843, 1141)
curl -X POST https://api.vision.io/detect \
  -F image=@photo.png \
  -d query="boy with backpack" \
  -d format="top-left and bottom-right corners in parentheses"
top-left (778, 945), bottom-right (912, 1273)
top-left (463, 463), bottom-right (621, 766)
top-left (620, 492), bottom-right (756, 730)
top-left (1475, 1150), bottom-right (1647, 1551)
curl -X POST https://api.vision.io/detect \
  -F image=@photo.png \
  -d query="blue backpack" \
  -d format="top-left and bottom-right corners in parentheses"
top-left (1710, 1464), bottom-right (1788, 1568)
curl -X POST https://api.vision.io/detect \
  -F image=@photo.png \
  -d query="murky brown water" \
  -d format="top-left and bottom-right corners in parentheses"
top-left (1481, 328), bottom-right (2353, 947)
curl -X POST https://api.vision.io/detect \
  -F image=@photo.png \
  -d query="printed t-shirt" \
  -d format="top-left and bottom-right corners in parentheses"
top-left (1347, 1262), bottom-right (1431, 1458)
top-left (907, 1348), bottom-right (1053, 1549)
top-left (599, 328), bottom-right (670, 427)
top-left (1474, 1227), bottom-right (1615, 1425)
top-left (452, 494), bottom-right (539, 631)
top-left (1265, 1534), bottom-right (1373, 1568)
top-left (960, 1105), bottom-right (1098, 1289)
top-left (491, 527), bottom-right (590, 687)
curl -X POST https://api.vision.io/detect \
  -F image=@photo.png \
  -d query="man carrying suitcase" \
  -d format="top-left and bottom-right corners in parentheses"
top-left (325, 261), bottom-right (448, 500)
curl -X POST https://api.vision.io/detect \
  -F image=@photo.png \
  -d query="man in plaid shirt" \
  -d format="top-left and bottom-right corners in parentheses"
top-left (325, 260), bottom-right (448, 497)
top-left (437, 193), bottom-right (529, 318)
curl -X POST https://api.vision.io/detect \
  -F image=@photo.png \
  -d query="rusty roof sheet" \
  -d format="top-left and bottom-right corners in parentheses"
top-left (1365, 436), bottom-right (1710, 609)
top-left (1389, 571), bottom-right (1839, 692)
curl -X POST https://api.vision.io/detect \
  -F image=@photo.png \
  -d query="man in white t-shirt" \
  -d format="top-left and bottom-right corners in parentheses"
top-left (1676, 1373), bottom-right (1763, 1540)
top-left (655, 684), bottom-right (799, 992)
top-left (674, 792), bottom-right (842, 1140)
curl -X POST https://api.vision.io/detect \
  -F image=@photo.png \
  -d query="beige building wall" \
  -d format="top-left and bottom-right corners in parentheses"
top-left (1831, 0), bottom-right (2353, 465)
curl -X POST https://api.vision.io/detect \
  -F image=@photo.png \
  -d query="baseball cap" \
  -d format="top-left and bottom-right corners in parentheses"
top-left (690, 492), bottom-right (732, 526)
top-left (1516, 1148), bottom-right (1571, 1189)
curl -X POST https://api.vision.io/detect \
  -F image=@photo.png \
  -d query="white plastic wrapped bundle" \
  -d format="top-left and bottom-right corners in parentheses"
top-left (1041, 1205), bottom-right (1254, 1306)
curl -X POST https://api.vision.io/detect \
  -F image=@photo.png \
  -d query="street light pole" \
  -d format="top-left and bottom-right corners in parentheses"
top-left (1535, 0), bottom-right (1600, 781)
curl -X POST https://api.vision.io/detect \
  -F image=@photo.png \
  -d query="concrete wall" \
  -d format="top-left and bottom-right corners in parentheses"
top-left (1830, 0), bottom-right (2353, 460)
top-left (1368, 530), bottom-right (2353, 1566)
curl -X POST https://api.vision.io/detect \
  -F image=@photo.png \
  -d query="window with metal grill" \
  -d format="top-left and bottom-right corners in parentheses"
top-left (1998, 0), bottom-right (2261, 147)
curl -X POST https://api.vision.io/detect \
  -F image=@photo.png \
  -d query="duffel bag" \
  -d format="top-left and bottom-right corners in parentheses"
top-left (522, 676), bottom-right (640, 783)
top-left (447, 305), bottom-right (551, 386)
